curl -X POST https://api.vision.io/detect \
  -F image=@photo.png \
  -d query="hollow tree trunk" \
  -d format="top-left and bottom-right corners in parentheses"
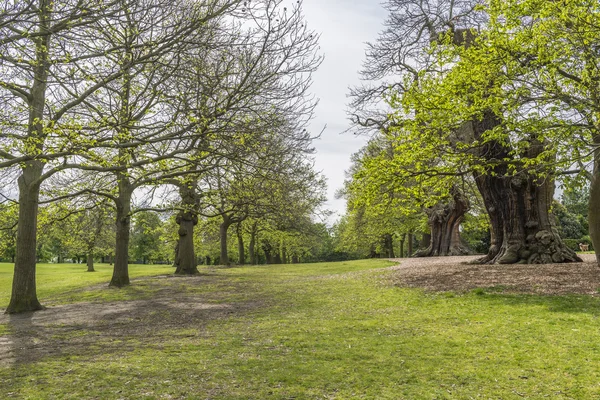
top-left (110, 177), bottom-right (132, 287)
top-left (6, 162), bottom-right (45, 313)
top-left (219, 215), bottom-right (231, 266)
top-left (174, 183), bottom-right (199, 275)
top-left (415, 188), bottom-right (470, 257)
top-left (470, 113), bottom-right (581, 264)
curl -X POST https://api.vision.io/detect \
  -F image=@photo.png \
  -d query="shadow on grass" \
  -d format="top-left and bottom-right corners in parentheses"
top-left (465, 289), bottom-right (600, 316)
top-left (0, 274), bottom-right (270, 368)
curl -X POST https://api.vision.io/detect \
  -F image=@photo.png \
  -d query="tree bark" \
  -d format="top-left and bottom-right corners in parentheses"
top-left (219, 215), bottom-right (231, 266)
top-left (408, 231), bottom-right (414, 256)
top-left (469, 114), bottom-right (581, 264)
top-left (249, 224), bottom-right (257, 265)
top-left (236, 224), bottom-right (245, 265)
top-left (110, 176), bottom-right (132, 287)
top-left (6, 2), bottom-right (51, 312)
top-left (415, 188), bottom-right (470, 257)
top-left (588, 135), bottom-right (600, 263)
top-left (87, 254), bottom-right (95, 272)
top-left (174, 182), bottom-right (199, 275)
top-left (262, 241), bottom-right (273, 264)
top-left (6, 162), bottom-right (45, 313)
top-left (383, 233), bottom-right (395, 258)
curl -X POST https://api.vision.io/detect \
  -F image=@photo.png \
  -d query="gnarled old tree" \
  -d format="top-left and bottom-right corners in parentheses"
top-left (415, 187), bottom-right (470, 257)
top-left (349, 0), bottom-right (580, 264)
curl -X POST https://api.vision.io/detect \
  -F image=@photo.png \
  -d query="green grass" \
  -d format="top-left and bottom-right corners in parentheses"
top-left (0, 262), bottom-right (173, 306)
top-left (2, 259), bottom-right (600, 399)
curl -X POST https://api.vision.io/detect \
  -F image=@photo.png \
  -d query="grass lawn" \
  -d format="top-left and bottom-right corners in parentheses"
top-left (1, 259), bottom-right (600, 399)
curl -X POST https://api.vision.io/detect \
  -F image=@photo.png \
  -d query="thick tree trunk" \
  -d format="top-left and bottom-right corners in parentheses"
top-left (588, 136), bottom-right (600, 264)
top-left (263, 241), bottom-right (273, 264)
top-left (110, 178), bottom-right (132, 287)
top-left (408, 231), bottom-right (414, 256)
top-left (383, 233), bottom-right (395, 258)
top-left (6, 163), bottom-right (45, 313)
top-left (415, 188), bottom-right (470, 257)
top-left (469, 114), bottom-right (581, 264)
top-left (86, 253), bottom-right (95, 272)
top-left (219, 215), bottom-right (231, 266)
top-left (6, 6), bottom-right (51, 313)
top-left (174, 183), bottom-right (199, 275)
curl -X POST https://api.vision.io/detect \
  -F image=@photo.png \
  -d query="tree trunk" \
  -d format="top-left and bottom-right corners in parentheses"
top-left (262, 241), bottom-right (273, 264)
top-left (469, 114), bottom-right (581, 264)
top-left (237, 224), bottom-right (245, 265)
top-left (86, 253), bottom-right (95, 272)
top-left (415, 188), bottom-right (470, 257)
top-left (383, 233), bottom-right (395, 258)
top-left (408, 231), bottom-right (414, 257)
top-left (6, 4), bottom-right (51, 313)
top-left (590, 135), bottom-right (600, 264)
top-left (6, 163), bottom-right (45, 313)
top-left (292, 255), bottom-right (299, 263)
top-left (110, 177), bottom-right (132, 287)
top-left (281, 242), bottom-right (287, 264)
top-left (219, 215), bottom-right (231, 266)
top-left (399, 234), bottom-right (405, 258)
top-left (174, 182), bottom-right (199, 275)
top-left (249, 225), bottom-right (257, 265)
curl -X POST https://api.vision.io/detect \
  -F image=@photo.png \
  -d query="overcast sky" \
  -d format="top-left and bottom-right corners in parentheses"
top-left (299, 0), bottom-right (387, 224)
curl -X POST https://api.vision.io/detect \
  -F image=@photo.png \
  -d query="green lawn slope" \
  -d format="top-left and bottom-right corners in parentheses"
top-left (0, 259), bottom-right (599, 399)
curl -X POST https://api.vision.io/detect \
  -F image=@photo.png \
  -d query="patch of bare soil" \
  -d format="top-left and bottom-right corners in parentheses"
top-left (0, 275), bottom-right (263, 367)
top-left (387, 254), bottom-right (600, 296)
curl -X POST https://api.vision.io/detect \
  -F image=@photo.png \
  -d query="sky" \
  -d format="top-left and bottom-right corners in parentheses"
top-left (299, 0), bottom-right (388, 224)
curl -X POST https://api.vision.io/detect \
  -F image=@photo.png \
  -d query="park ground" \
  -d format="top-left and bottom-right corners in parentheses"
top-left (1, 256), bottom-right (600, 399)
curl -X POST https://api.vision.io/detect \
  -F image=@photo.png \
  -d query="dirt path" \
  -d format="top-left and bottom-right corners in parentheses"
top-left (388, 254), bottom-right (600, 296)
top-left (0, 275), bottom-right (258, 367)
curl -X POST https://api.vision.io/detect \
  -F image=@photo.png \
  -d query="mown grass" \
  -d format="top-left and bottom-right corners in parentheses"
top-left (2, 259), bottom-right (600, 399)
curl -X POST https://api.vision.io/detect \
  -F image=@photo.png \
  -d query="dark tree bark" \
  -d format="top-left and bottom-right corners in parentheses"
top-left (399, 233), bottom-right (405, 258)
top-left (590, 134), bottom-right (600, 264)
top-left (470, 113), bottom-right (581, 264)
top-left (110, 176), bottom-right (132, 287)
top-left (6, 162), bottom-right (45, 313)
top-left (174, 183), bottom-right (199, 275)
top-left (249, 224), bottom-right (257, 265)
top-left (273, 251), bottom-right (282, 264)
top-left (415, 188), bottom-right (470, 257)
top-left (87, 254), bottom-right (95, 272)
top-left (6, 2), bottom-right (51, 312)
top-left (408, 231), bottom-right (414, 256)
top-left (383, 233), bottom-right (395, 258)
top-left (237, 223), bottom-right (245, 265)
top-left (262, 241), bottom-right (273, 264)
top-left (292, 255), bottom-right (299, 263)
top-left (219, 214), bottom-right (232, 266)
